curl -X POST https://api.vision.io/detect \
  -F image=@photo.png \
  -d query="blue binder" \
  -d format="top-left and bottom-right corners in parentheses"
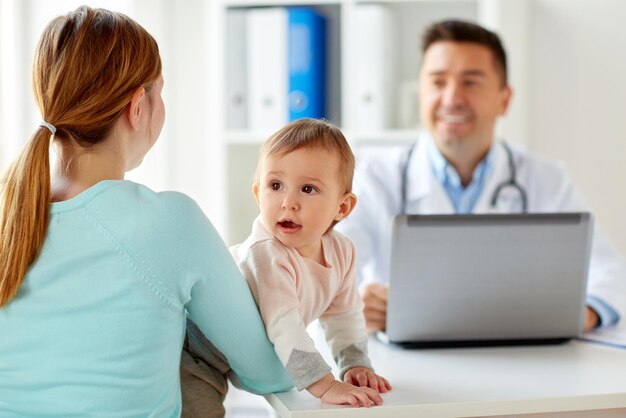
top-left (287, 8), bottom-right (326, 121)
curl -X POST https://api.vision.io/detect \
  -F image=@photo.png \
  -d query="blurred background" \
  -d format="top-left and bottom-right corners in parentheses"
top-left (3, 0), bottom-right (626, 249)
top-left (1, 0), bottom-right (626, 415)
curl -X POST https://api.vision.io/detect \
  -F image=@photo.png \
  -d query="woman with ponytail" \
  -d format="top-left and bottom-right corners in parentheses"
top-left (0, 6), bottom-right (291, 417)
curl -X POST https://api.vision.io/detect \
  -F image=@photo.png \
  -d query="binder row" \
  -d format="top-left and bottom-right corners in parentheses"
top-left (225, 4), bottom-right (397, 132)
top-left (226, 7), bottom-right (327, 131)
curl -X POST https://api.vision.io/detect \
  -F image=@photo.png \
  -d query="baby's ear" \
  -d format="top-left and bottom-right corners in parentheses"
top-left (335, 192), bottom-right (357, 221)
top-left (252, 183), bottom-right (260, 206)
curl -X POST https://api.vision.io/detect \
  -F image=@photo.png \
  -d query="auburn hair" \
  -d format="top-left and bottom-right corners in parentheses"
top-left (0, 6), bottom-right (161, 307)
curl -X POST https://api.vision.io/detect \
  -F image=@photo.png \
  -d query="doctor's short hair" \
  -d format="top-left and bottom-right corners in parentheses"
top-left (255, 118), bottom-right (355, 194)
top-left (422, 19), bottom-right (508, 87)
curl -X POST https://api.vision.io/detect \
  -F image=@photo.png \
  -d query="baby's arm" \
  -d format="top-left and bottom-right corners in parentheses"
top-left (320, 237), bottom-right (392, 393)
top-left (320, 310), bottom-right (390, 393)
top-left (238, 242), bottom-right (329, 389)
top-left (266, 307), bottom-right (383, 406)
top-left (238, 241), bottom-right (382, 406)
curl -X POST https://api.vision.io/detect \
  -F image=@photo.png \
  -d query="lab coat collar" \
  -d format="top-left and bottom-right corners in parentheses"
top-left (405, 132), bottom-right (507, 213)
top-left (403, 133), bottom-right (456, 214)
top-left (405, 132), bottom-right (436, 203)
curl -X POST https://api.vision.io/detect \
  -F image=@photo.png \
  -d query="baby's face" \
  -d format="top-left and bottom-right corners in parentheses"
top-left (254, 147), bottom-right (349, 261)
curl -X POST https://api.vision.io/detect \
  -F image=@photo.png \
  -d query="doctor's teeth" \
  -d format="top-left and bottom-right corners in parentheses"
top-left (441, 115), bottom-right (468, 123)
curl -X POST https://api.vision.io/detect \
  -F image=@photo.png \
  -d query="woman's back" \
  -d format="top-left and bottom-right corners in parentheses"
top-left (0, 181), bottom-right (203, 416)
top-left (1, 180), bottom-right (294, 416)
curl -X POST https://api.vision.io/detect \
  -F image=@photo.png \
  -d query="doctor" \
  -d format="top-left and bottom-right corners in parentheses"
top-left (337, 19), bottom-right (626, 333)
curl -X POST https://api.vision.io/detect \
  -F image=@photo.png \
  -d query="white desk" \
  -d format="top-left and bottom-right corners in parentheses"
top-left (265, 331), bottom-right (626, 418)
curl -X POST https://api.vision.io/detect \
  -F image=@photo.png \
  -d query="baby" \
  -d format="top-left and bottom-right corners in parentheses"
top-left (230, 118), bottom-right (391, 407)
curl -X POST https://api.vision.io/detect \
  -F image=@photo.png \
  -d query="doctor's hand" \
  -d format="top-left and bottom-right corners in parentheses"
top-left (584, 306), bottom-right (600, 331)
top-left (361, 283), bottom-right (388, 332)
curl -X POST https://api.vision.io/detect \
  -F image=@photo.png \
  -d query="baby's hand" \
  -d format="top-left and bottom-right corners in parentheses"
top-left (320, 380), bottom-right (382, 407)
top-left (344, 367), bottom-right (392, 393)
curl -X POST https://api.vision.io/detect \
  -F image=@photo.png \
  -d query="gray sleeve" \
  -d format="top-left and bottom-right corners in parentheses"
top-left (285, 349), bottom-right (332, 391)
top-left (335, 341), bottom-right (373, 380)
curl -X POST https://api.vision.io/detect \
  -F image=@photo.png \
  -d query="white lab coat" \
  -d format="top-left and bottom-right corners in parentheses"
top-left (337, 133), bottom-right (626, 324)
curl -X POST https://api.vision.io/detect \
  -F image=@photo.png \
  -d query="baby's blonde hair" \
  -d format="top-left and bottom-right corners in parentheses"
top-left (255, 118), bottom-right (355, 194)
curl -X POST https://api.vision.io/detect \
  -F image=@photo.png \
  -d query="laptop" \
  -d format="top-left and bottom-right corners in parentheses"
top-left (382, 213), bottom-right (593, 347)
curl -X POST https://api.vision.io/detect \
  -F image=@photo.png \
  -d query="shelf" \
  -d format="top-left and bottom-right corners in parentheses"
top-left (345, 129), bottom-right (419, 144)
top-left (223, 4), bottom-right (342, 131)
top-left (223, 0), bottom-right (341, 9)
top-left (225, 128), bottom-right (420, 145)
top-left (356, 0), bottom-right (476, 3)
top-left (211, 0), bottom-right (530, 243)
top-left (224, 0), bottom-right (475, 5)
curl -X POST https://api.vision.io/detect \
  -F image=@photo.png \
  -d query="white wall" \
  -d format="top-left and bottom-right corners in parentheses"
top-left (529, 0), bottom-right (626, 254)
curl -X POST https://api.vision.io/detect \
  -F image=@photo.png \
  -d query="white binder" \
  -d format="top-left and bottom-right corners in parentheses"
top-left (225, 9), bottom-right (247, 129)
top-left (247, 8), bottom-right (288, 131)
top-left (353, 4), bottom-right (394, 130)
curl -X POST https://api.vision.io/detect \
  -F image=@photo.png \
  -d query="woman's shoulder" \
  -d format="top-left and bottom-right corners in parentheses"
top-left (88, 180), bottom-right (205, 221)
top-left (101, 180), bottom-right (197, 206)
top-left (86, 181), bottom-right (226, 292)
top-left (81, 180), bottom-right (216, 250)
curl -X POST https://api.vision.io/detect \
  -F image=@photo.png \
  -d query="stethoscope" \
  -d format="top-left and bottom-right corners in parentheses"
top-left (400, 141), bottom-right (528, 214)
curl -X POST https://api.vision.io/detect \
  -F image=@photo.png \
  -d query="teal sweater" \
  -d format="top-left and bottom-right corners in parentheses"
top-left (0, 180), bottom-right (292, 417)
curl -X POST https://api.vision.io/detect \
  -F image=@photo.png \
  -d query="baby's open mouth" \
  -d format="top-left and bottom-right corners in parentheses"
top-left (278, 220), bottom-right (300, 229)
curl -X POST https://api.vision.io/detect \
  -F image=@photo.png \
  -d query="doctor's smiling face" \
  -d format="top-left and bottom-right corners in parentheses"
top-left (419, 41), bottom-right (512, 170)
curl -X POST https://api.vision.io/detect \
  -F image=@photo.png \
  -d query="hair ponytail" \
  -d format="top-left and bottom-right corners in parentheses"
top-left (0, 128), bottom-right (52, 307)
top-left (0, 5), bottom-right (161, 308)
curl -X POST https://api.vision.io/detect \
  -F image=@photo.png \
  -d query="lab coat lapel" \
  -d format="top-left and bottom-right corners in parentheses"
top-left (404, 134), bottom-right (455, 214)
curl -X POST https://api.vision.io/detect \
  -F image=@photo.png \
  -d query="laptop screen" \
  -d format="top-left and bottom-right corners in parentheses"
top-left (386, 213), bottom-right (593, 346)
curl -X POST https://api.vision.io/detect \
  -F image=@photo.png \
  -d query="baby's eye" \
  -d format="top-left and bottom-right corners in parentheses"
top-left (270, 181), bottom-right (282, 191)
top-left (302, 185), bottom-right (318, 194)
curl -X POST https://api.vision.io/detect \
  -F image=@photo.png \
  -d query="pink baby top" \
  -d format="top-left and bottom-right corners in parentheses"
top-left (230, 216), bottom-right (372, 390)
